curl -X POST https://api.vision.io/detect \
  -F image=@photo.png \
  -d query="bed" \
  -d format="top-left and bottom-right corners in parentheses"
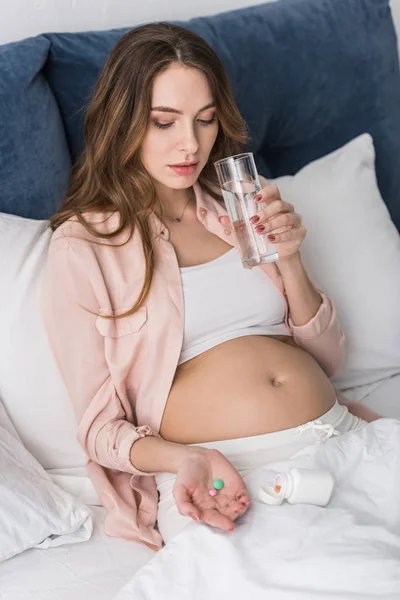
top-left (0, 0), bottom-right (399, 598)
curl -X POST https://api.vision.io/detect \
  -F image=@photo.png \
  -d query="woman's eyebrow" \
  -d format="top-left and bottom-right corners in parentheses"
top-left (150, 102), bottom-right (216, 115)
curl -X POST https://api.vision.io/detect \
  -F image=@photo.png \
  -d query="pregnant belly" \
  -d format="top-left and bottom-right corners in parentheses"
top-left (159, 335), bottom-right (337, 444)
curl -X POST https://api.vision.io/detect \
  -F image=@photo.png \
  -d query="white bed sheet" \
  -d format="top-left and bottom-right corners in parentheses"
top-left (0, 506), bottom-right (154, 600)
top-left (115, 419), bottom-right (400, 600)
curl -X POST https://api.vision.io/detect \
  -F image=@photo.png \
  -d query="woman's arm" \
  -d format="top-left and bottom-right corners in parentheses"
top-left (277, 251), bottom-right (345, 378)
top-left (41, 226), bottom-right (252, 537)
top-left (252, 176), bottom-right (344, 378)
top-left (41, 231), bottom-right (165, 477)
top-left (277, 251), bottom-right (322, 325)
top-left (278, 256), bottom-right (381, 422)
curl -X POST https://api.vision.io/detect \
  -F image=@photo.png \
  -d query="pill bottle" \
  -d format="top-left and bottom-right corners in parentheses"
top-left (259, 468), bottom-right (335, 507)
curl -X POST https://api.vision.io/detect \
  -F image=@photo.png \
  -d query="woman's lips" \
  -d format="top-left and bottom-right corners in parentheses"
top-left (169, 163), bottom-right (198, 176)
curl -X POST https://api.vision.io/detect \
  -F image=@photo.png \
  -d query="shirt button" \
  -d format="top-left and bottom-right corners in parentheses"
top-left (224, 228), bottom-right (231, 235)
top-left (199, 208), bottom-right (207, 217)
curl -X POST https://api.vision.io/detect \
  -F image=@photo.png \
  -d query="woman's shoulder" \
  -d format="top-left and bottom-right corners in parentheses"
top-left (47, 210), bottom-right (146, 275)
top-left (51, 211), bottom-right (121, 243)
top-left (45, 211), bottom-right (148, 299)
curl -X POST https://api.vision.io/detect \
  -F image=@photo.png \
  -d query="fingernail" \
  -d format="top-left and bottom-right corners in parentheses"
top-left (254, 194), bottom-right (262, 202)
top-left (268, 235), bottom-right (276, 241)
top-left (255, 225), bottom-right (265, 233)
top-left (249, 215), bottom-right (260, 225)
top-left (229, 526), bottom-right (235, 532)
top-left (189, 512), bottom-right (200, 522)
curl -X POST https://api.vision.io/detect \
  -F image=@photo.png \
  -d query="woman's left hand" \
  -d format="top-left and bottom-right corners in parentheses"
top-left (220, 183), bottom-right (306, 261)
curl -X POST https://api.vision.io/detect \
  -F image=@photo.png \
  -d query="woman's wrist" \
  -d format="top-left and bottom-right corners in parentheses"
top-left (129, 435), bottom-right (207, 474)
top-left (277, 250), bottom-right (302, 268)
top-left (165, 441), bottom-right (207, 473)
top-left (276, 250), bottom-right (323, 326)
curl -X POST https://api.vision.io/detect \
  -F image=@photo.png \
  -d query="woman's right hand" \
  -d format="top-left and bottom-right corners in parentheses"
top-left (173, 448), bottom-right (251, 531)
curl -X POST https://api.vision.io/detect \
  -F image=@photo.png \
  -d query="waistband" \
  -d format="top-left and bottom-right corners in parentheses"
top-left (188, 399), bottom-right (345, 456)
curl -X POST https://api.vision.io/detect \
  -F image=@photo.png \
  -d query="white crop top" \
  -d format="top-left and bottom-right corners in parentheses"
top-left (178, 247), bottom-right (291, 365)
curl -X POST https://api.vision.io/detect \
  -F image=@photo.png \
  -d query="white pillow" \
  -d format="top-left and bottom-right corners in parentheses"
top-left (273, 133), bottom-right (400, 396)
top-left (0, 399), bottom-right (92, 563)
top-left (0, 214), bottom-right (98, 504)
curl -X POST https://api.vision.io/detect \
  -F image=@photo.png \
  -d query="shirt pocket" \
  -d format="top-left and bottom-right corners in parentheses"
top-left (95, 306), bottom-right (147, 338)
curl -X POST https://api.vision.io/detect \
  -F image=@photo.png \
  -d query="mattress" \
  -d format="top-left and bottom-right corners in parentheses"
top-left (0, 506), bottom-right (154, 600)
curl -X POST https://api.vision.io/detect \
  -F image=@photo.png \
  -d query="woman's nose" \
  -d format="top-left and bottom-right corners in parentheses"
top-left (179, 125), bottom-right (199, 155)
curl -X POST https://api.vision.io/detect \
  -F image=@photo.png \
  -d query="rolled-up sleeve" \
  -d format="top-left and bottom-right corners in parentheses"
top-left (41, 233), bottom-right (159, 477)
top-left (288, 287), bottom-right (346, 378)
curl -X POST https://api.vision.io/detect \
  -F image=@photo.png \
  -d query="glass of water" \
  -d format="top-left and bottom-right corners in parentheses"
top-left (214, 152), bottom-right (278, 268)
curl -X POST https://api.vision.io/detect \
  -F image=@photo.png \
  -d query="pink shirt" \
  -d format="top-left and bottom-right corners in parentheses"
top-left (41, 179), bottom-right (345, 550)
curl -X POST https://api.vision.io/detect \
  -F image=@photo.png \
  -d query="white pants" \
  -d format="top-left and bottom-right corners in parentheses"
top-left (155, 400), bottom-right (366, 544)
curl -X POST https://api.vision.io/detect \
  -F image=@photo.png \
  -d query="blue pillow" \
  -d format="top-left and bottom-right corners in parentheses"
top-left (41, 0), bottom-right (400, 231)
top-left (0, 37), bottom-right (71, 219)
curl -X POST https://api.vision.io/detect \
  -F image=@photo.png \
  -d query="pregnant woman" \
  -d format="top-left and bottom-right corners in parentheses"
top-left (41, 22), bottom-right (379, 551)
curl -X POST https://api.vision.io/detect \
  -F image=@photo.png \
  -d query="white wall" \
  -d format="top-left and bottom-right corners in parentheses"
top-left (0, 0), bottom-right (399, 49)
top-left (0, 0), bottom-right (277, 45)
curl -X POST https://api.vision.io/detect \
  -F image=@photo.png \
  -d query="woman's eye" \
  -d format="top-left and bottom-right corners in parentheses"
top-left (153, 121), bottom-right (173, 130)
top-left (198, 117), bottom-right (217, 127)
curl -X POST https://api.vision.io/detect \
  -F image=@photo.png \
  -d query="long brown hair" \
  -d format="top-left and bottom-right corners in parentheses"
top-left (50, 22), bottom-right (249, 316)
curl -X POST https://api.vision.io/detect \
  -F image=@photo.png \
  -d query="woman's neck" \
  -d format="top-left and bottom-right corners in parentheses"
top-left (156, 186), bottom-right (196, 221)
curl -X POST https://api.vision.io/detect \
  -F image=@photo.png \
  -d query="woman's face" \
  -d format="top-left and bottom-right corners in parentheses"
top-left (141, 63), bottom-right (219, 192)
